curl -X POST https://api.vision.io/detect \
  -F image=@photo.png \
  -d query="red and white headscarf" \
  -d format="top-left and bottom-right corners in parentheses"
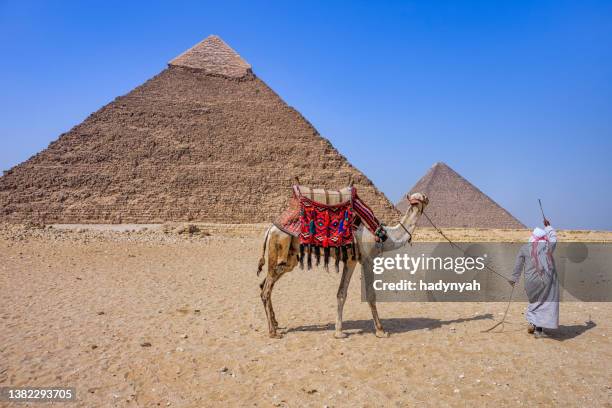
top-left (529, 227), bottom-right (552, 274)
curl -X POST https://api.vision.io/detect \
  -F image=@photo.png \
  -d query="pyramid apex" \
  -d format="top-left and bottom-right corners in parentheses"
top-left (430, 161), bottom-right (462, 176)
top-left (432, 161), bottom-right (451, 169)
top-left (169, 35), bottom-right (252, 78)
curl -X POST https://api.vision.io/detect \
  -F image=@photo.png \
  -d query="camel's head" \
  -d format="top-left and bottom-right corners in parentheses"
top-left (406, 192), bottom-right (429, 214)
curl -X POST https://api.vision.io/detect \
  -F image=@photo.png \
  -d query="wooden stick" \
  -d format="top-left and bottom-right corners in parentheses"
top-left (538, 198), bottom-right (546, 220)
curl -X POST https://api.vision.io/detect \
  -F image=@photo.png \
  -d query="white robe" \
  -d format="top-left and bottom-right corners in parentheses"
top-left (511, 226), bottom-right (559, 329)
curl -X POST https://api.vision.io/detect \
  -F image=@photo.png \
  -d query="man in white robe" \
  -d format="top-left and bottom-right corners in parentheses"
top-left (509, 218), bottom-right (558, 338)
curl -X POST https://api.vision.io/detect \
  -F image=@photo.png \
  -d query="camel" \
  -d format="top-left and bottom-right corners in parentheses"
top-left (256, 192), bottom-right (429, 338)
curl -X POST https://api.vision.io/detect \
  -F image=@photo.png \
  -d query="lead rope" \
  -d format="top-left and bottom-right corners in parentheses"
top-left (398, 221), bottom-right (413, 244)
top-left (421, 210), bottom-right (515, 333)
top-left (481, 285), bottom-right (515, 333)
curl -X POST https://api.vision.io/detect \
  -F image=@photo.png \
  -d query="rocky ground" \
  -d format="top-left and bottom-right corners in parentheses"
top-left (1, 224), bottom-right (611, 407)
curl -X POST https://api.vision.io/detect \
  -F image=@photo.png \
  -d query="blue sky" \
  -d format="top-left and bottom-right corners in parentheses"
top-left (1, 1), bottom-right (611, 230)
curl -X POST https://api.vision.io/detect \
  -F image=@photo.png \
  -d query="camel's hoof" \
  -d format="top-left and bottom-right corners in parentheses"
top-left (269, 332), bottom-right (283, 339)
top-left (375, 330), bottom-right (389, 338)
top-left (334, 331), bottom-right (348, 339)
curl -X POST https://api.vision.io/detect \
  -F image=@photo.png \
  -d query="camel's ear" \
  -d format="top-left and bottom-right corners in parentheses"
top-left (294, 176), bottom-right (300, 185)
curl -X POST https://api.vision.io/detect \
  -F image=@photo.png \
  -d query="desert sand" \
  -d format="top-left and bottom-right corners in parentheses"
top-left (1, 224), bottom-right (611, 407)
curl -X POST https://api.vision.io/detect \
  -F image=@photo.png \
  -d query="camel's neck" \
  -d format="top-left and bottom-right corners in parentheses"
top-left (383, 206), bottom-right (423, 249)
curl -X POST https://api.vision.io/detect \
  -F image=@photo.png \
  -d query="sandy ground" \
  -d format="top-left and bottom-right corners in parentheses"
top-left (1, 224), bottom-right (611, 407)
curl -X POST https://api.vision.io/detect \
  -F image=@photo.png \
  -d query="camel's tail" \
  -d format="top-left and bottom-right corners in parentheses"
top-left (257, 226), bottom-right (272, 276)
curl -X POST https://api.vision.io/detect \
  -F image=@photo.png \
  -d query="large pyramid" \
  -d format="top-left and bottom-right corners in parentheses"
top-left (0, 35), bottom-right (398, 224)
top-left (396, 162), bottom-right (524, 228)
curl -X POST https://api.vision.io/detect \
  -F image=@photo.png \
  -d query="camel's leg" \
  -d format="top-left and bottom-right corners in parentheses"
top-left (259, 277), bottom-right (278, 329)
top-left (367, 299), bottom-right (388, 338)
top-left (262, 272), bottom-right (290, 338)
top-left (269, 278), bottom-right (279, 329)
top-left (263, 262), bottom-right (296, 337)
top-left (334, 260), bottom-right (356, 339)
top-left (260, 234), bottom-right (298, 338)
top-left (260, 232), bottom-right (282, 338)
top-left (260, 275), bottom-right (280, 338)
top-left (361, 259), bottom-right (388, 338)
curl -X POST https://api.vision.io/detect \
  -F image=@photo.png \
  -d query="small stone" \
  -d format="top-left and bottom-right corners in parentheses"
top-left (175, 347), bottom-right (184, 352)
top-left (91, 344), bottom-right (98, 350)
top-left (220, 366), bottom-right (229, 373)
top-left (454, 388), bottom-right (460, 393)
top-left (459, 374), bottom-right (464, 379)
top-left (140, 342), bottom-right (152, 347)
top-left (97, 311), bottom-right (105, 315)
top-left (181, 334), bottom-right (188, 339)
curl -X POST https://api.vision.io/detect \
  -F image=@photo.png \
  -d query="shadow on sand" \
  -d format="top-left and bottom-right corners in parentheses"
top-left (285, 313), bottom-right (494, 337)
top-left (547, 321), bottom-right (597, 341)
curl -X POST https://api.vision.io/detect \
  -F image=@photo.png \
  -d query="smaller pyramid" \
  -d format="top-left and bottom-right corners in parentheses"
top-left (397, 162), bottom-right (525, 228)
top-left (169, 35), bottom-right (252, 78)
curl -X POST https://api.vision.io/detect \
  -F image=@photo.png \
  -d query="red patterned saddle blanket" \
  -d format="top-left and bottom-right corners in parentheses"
top-left (297, 186), bottom-right (355, 248)
top-left (274, 185), bottom-right (386, 270)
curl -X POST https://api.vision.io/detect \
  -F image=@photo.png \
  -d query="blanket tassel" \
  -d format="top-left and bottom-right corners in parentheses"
top-left (307, 245), bottom-right (312, 270)
top-left (334, 247), bottom-right (340, 273)
top-left (299, 244), bottom-right (305, 269)
top-left (323, 247), bottom-right (330, 272)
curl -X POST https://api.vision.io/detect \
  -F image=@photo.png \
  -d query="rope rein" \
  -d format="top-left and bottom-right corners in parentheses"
top-left (481, 285), bottom-right (515, 333)
top-left (398, 221), bottom-right (413, 243)
top-left (420, 210), bottom-right (515, 333)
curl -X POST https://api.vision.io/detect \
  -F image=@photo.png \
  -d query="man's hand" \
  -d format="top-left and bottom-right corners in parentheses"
top-left (543, 218), bottom-right (551, 227)
top-left (508, 280), bottom-right (516, 287)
